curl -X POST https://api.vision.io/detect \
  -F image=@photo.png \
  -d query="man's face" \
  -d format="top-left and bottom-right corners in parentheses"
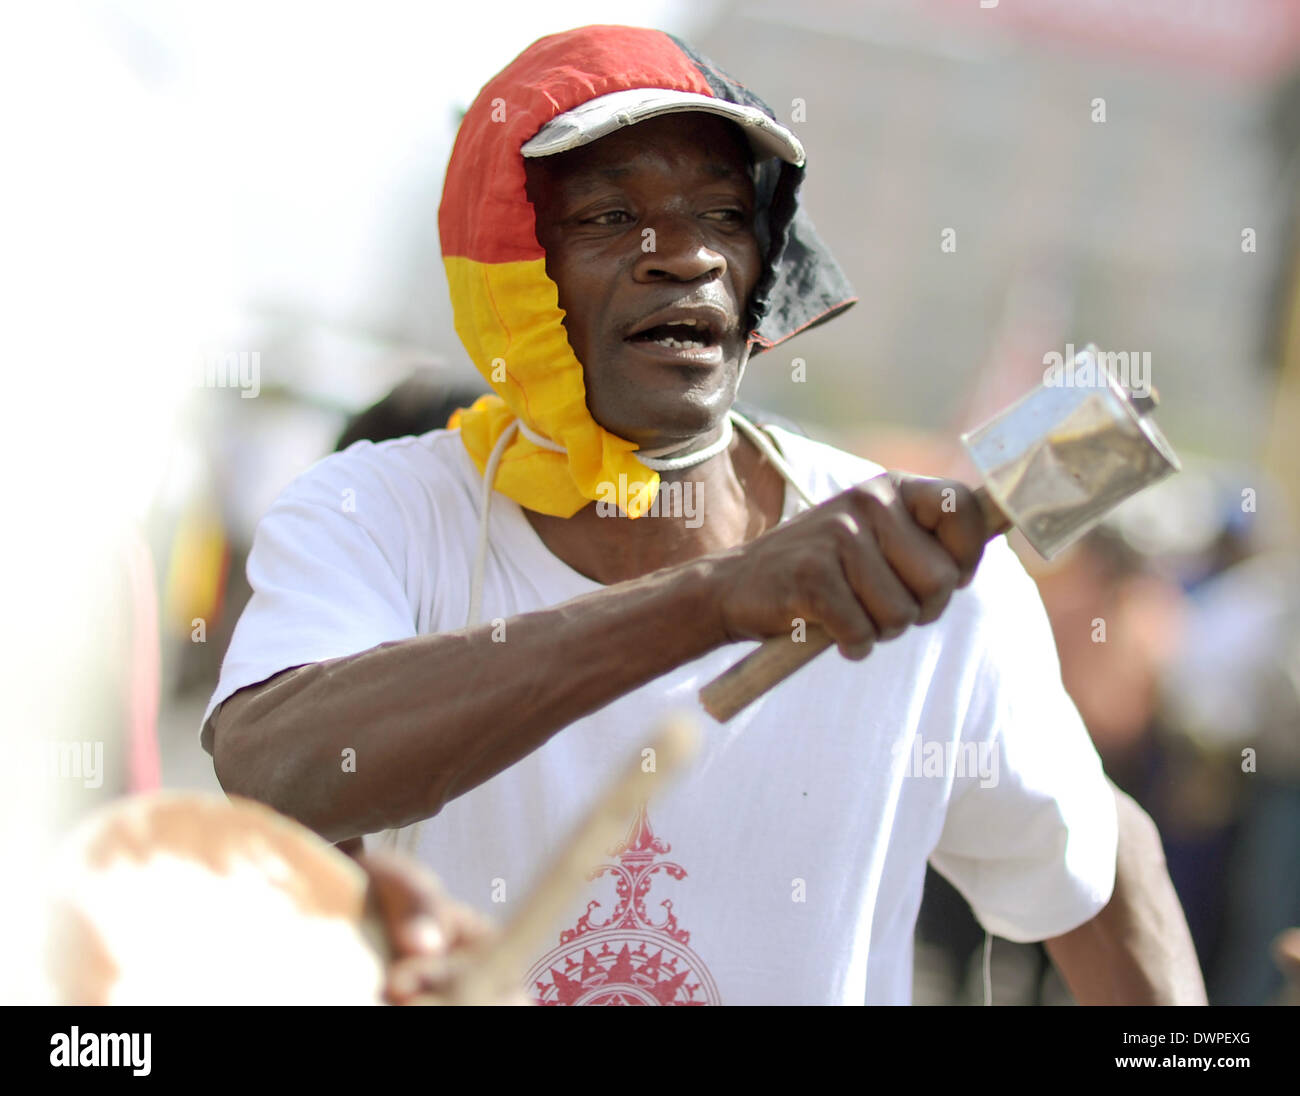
top-left (524, 113), bottom-right (762, 450)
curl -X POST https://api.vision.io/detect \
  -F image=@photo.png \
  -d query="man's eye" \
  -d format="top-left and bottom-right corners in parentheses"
top-left (704, 209), bottom-right (747, 223)
top-left (584, 210), bottom-right (632, 226)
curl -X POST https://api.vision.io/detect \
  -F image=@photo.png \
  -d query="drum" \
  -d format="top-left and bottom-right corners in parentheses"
top-left (43, 791), bottom-right (387, 1005)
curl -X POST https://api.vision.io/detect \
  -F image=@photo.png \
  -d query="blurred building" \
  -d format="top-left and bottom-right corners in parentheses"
top-left (691, 0), bottom-right (1300, 466)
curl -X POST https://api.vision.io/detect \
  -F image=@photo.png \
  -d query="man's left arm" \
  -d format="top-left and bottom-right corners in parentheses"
top-left (1043, 779), bottom-right (1207, 1005)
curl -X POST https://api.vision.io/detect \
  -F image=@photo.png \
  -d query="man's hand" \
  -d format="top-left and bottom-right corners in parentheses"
top-left (711, 473), bottom-right (989, 658)
top-left (357, 850), bottom-right (528, 1005)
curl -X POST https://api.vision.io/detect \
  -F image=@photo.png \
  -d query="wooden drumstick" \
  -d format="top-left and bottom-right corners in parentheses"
top-left (417, 714), bottom-right (700, 1005)
top-left (699, 486), bottom-right (1010, 724)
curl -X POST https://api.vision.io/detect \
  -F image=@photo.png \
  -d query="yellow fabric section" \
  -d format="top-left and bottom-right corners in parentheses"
top-left (163, 502), bottom-right (226, 637)
top-left (444, 254), bottom-right (660, 519)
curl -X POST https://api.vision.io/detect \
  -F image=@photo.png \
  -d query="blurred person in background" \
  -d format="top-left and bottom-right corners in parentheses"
top-left (1161, 532), bottom-right (1300, 1005)
top-left (910, 44), bottom-right (1300, 1009)
top-left (335, 371), bottom-right (489, 454)
top-left (915, 515), bottom-right (1189, 1005)
top-left (916, 465), bottom-right (1300, 1005)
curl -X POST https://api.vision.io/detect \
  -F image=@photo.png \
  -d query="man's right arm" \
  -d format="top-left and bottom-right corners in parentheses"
top-left (214, 473), bottom-right (988, 844)
top-left (213, 557), bottom-right (726, 844)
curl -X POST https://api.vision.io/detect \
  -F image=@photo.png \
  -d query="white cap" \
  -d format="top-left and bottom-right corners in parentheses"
top-left (521, 87), bottom-right (805, 167)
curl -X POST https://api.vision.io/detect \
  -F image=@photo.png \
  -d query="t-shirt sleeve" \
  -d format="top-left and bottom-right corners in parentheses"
top-left (927, 540), bottom-right (1118, 942)
top-left (199, 447), bottom-right (419, 754)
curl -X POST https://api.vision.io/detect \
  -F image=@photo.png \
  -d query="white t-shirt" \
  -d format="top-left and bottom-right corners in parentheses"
top-left (202, 425), bottom-right (1117, 1005)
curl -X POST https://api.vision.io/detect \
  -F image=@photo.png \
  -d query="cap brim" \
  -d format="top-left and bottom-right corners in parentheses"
top-left (521, 88), bottom-right (805, 167)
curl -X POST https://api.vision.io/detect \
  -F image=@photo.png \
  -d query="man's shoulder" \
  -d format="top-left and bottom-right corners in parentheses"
top-left (760, 423), bottom-right (886, 503)
top-left (279, 428), bottom-right (477, 511)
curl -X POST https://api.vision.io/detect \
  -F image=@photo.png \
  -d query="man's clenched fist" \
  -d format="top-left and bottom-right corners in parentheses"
top-left (710, 473), bottom-right (989, 658)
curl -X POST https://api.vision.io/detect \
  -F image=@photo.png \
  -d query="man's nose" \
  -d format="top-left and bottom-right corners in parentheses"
top-left (632, 215), bottom-right (727, 283)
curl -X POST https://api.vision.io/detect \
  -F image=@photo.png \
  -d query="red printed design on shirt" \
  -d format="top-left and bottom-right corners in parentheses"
top-left (525, 804), bottom-right (720, 1005)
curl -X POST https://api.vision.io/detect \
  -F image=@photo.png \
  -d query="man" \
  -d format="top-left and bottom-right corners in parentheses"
top-left (205, 25), bottom-right (1204, 1005)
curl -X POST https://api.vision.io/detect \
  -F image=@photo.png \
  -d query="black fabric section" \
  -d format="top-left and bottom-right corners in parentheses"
top-left (667, 34), bottom-right (738, 103)
top-left (667, 34), bottom-right (857, 353)
top-left (754, 203), bottom-right (859, 353)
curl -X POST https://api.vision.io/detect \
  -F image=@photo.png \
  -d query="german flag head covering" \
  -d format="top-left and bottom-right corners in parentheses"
top-left (441, 25), bottom-right (856, 518)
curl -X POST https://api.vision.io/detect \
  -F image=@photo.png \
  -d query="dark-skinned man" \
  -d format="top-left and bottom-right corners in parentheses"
top-left (204, 25), bottom-right (1204, 1005)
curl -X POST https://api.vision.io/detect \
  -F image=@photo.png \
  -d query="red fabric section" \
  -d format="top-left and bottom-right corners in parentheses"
top-left (124, 528), bottom-right (161, 794)
top-left (439, 25), bottom-right (715, 264)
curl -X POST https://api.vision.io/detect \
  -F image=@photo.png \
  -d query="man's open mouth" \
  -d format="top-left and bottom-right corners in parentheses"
top-left (631, 321), bottom-right (712, 350)
top-left (625, 307), bottom-right (727, 351)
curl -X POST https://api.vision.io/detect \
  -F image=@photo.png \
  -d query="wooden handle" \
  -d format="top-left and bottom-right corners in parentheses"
top-left (427, 716), bottom-right (700, 1005)
top-left (699, 484), bottom-right (1010, 723)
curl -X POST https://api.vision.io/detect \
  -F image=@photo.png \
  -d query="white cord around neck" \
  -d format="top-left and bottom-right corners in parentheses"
top-left (636, 415), bottom-right (734, 470)
top-left (515, 420), bottom-right (566, 453)
top-left (464, 410), bottom-right (813, 628)
top-left (517, 416), bottom-right (736, 472)
top-left (466, 419), bottom-right (520, 629)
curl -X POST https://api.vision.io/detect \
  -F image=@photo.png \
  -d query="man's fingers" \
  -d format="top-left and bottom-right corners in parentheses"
top-left (866, 491), bottom-right (961, 625)
top-left (357, 850), bottom-right (454, 959)
top-left (792, 552), bottom-right (877, 659)
top-left (893, 475), bottom-right (988, 584)
top-left (358, 850), bottom-right (503, 1005)
top-left (384, 955), bottom-right (449, 1006)
top-left (718, 472), bottom-right (994, 656)
top-left (834, 507), bottom-right (920, 641)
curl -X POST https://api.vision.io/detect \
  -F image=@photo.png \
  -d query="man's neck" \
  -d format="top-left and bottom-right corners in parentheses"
top-left (523, 427), bottom-right (787, 585)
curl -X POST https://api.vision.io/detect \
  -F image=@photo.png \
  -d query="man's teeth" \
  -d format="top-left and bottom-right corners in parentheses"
top-left (636, 317), bottom-right (711, 349)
